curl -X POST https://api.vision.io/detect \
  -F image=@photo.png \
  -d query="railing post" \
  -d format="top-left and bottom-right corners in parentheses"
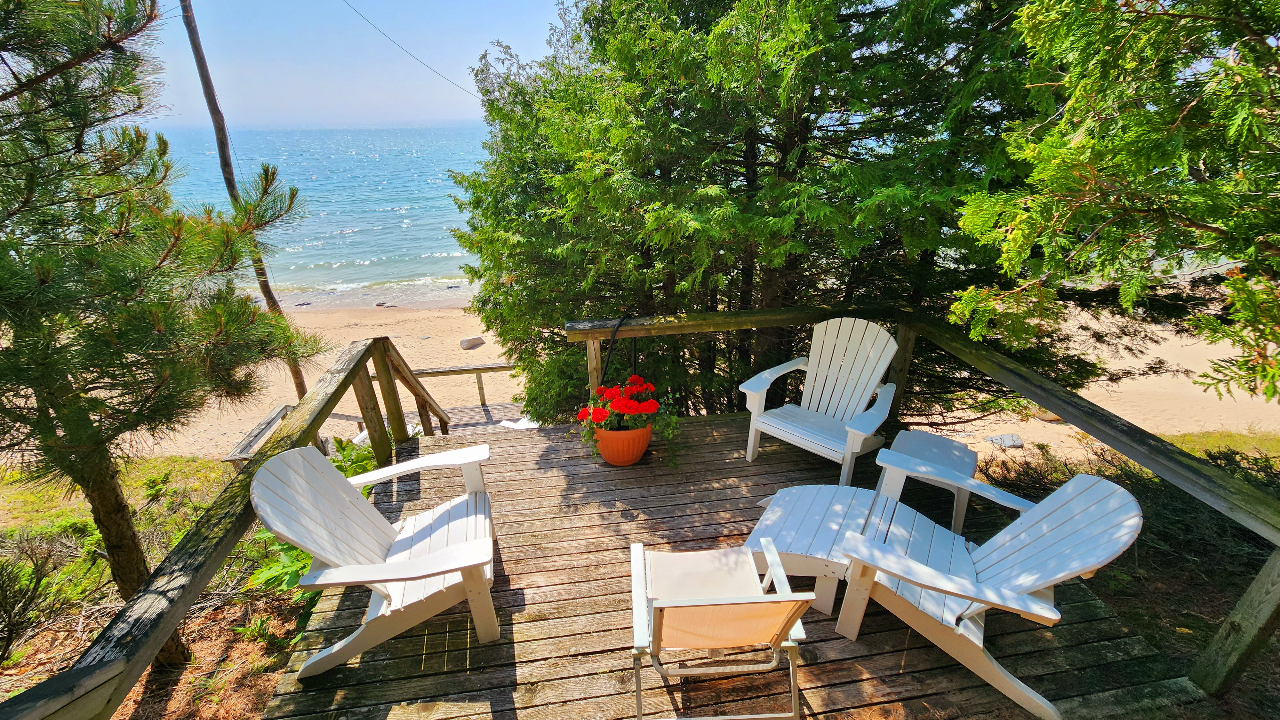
top-left (371, 340), bottom-right (410, 444)
top-left (586, 338), bottom-right (602, 395)
top-left (351, 363), bottom-right (393, 466)
top-left (887, 324), bottom-right (917, 420)
top-left (1190, 547), bottom-right (1280, 694)
top-left (476, 372), bottom-right (487, 406)
top-left (415, 397), bottom-right (436, 436)
top-left (381, 342), bottom-right (451, 436)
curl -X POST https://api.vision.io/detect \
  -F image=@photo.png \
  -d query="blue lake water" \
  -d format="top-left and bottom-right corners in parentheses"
top-left (162, 125), bottom-right (486, 293)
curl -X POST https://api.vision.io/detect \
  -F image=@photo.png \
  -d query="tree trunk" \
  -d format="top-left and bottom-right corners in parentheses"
top-left (699, 272), bottom-right (718, 415)
top-left (78, 448), bottom-right (191, 665)
top-left (179, 0), bottom-right (307, 400)
top-left (734, 130), bottom-right (760, 411)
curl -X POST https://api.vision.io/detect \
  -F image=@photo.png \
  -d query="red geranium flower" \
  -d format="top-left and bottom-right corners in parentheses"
top-left (628, 374), bottom-right (644, 386)
top-left (638, 398), bottom-right (659, 414)
top-left (603, 386), bottom-right (622, 400)
top-left (577, 407), bottom-right (590, 421)
top-left (610, 397), bottom-right (639, 414)
top-left (622, 385), bottom-right (640, 397)
top-left (595, 386), bottom-right (605, 396)
top-left (645, 383), bottom-right (656, 392)
top-left (590, 407), bottom-right (609, 423)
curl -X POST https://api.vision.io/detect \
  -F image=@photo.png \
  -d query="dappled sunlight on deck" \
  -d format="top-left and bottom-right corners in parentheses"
top-left (263, 416), bottom-right (1201, 720)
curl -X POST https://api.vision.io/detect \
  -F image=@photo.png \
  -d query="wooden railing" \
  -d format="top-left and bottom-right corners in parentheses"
top-left (566, 306), bottom-right (1280, 695)
top-left (373, 361), bottom-right (515, 407)
top-left (0, 337), bottom-right (445, 720)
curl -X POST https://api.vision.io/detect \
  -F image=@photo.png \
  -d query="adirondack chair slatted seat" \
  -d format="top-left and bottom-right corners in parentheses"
top-left (744, 430), bottom-right (999, 614)
top-left (252, 444), bottom-right (499, 679)
top-left (741, 317), bottom-right (898, 485)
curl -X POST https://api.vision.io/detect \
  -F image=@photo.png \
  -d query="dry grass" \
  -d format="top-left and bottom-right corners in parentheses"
top-left (1, 593), bottom-right (302, 718)
top-left (110, 596), bottom-right (302, 720)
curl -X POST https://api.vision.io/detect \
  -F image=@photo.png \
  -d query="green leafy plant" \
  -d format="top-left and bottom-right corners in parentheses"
top-left (233, 615), bottom-right (274, 644)
top-left (142, 470), bottom-right (173, 506)
top-left (245, 529), bottom-right (312, 596)
top-left (330, 438), bottom-right (378, 478)
top-left (330, 437), bottom-right (379, 497)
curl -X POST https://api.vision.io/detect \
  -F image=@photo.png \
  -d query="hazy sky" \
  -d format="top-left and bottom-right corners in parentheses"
top-left (149, 0), bottom-right (561, 129)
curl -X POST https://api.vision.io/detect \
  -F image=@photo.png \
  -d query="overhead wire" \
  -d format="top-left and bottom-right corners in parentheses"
top-left (339, 0), bottom-right (481, 100)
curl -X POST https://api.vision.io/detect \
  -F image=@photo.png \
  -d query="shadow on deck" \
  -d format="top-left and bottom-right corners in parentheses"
top-left (263, 414), bottom-right (1202, 720)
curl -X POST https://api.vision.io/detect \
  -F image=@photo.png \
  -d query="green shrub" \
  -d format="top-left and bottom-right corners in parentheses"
top-left (0, 542), bottom-right (58, 663)
top-left (329, 438), bottom-right (377, 481)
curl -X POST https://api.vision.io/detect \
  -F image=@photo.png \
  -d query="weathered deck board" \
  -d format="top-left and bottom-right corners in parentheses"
top-left (263, 415), bottom-right (1200, 720)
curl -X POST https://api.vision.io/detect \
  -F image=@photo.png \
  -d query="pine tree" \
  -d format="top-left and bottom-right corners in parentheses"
top-left (956, 0), bottom-right (1280, 400)
top-left (457, 0), bottom-right (1144, 422)
top-left (0, 0), bottom-right (319, 663)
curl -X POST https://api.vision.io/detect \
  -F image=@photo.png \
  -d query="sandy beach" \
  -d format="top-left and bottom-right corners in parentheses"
top-left (144, 300), bottom-right (1276, 461)
top-left (935, 332), bottom-right (1277, 459)
top-left (140, 299), bottom-right (521, 458)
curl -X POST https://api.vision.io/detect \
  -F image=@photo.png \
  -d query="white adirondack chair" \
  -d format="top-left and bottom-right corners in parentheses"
top-left (631, 538), bottom-right (813, 720)
top-left (251, 444), bottom-right (500, 679)
top-left (744, 432), bottom-right (1035, 614)
top-left (837, 469), bottom-right (1143, 720)
top-left (741, 317), bottom-right (898, 485)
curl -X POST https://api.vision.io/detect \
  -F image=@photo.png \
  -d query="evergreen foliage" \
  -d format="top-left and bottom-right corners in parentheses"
top-left (457, 0), bottom-right (1164, 423)
top-left (0, 0), bottom-right (320, 640)
top-left (956, 0), bottom-right (1280, 400)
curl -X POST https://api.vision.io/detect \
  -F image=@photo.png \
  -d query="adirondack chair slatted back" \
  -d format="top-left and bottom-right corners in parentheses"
top-left (251, 447), bottom-right (398, 569)
top-left (971, 474), bottom-right (1141, 595)
top-left (800, 318), bottom-right (897, 422)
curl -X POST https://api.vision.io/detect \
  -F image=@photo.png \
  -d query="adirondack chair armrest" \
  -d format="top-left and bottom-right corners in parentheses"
top-left (841, 534), bottom-right (1060, 624)
top-left (298, 538), bottom-right (493, 589)
top-left (631, 543), bottom-right (650, 650)
top-left (874, 449), bottom-right (1036, 513)
top-left (739, 357), bottom-right (808, 406)
top-left (347, 444), bottom-right (491, 490)
top-left (845, 383), bottom-right (895, 439)
top-left (758, 537), bottom-right (793, 594)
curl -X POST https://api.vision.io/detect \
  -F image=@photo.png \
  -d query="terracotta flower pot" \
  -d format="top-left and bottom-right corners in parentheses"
top-left (594, 424), bottom-right (652, 466)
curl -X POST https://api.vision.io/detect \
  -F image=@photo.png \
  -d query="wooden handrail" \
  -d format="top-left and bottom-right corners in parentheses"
top-left (370, 361), bottom-right (514, 407)
top-left (221, 404), bottom-right (293, 467)
top-left (901, 313), bottom-right (1280, 545)
top-left (1, 660), bottom-right (124, 720)
top-left (564, 305), bottom-right (1280, 693)
top-left (0, 337), bottom-right (449, 720)
top-left (564, 306), bottom-right (887, 342)
top-left (404, 361), bottom-right (515, 378)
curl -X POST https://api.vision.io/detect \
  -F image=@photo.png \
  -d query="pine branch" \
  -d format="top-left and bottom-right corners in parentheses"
top-left (0, 3), bottom-right (159, 103)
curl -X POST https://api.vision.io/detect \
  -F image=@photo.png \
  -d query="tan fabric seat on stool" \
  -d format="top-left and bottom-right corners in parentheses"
top-left (631, 540), bottom-right (813, 720)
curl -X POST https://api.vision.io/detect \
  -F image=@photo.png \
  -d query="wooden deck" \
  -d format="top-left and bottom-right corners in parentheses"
top-left (263, 414), bottom-right (1203, 720)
